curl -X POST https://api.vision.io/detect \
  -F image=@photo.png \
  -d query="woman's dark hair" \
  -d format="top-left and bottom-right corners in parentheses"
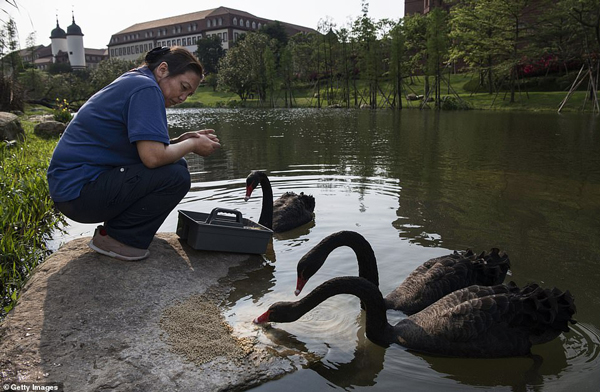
top-left (143, 46), bottom-right (203, 78)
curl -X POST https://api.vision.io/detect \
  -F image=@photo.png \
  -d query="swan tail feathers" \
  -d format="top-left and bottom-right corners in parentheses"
top-left (513, 283), bottom-right (577, 344)
top-left (472, 249), bottom-right (511, 286)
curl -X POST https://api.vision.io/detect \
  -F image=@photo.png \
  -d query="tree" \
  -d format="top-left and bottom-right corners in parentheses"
top-left (352, 0), bottom-right (380, 108)
top-left (450, 0), bottom-right (508, 94)
top-left (335, 25), bottom-right (352, 107)
top-left (263, 45), bottom-right (276, 107)
top-left (90, 58), bottom-right (136, 92)
top-left (260, 20), bottom-right (289, 61)
top-left (279, 46), bottom-right (294, 107)
top-left (3, 18), bottom-right (21, 78)
top-left (404, 12), bottom-right (428, 89)
top-left (566, 0), bottom-right (600, 51)
top-left (426, 8), bottom-right (450, 108)
top-left (450, 0), bottom-right (536, 103)
top-left (218, 32), bottom-right (270, 101)
top-left (389, 22), bottom-right (407, 109)
top-left (0, 17), bottom-right (23, 111)
top-left (195, 35), bottom-right (225, 74)
top-left (499, 0), bottom-right (537, 103)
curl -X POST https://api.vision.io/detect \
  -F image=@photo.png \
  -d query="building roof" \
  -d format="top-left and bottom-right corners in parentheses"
top-left (67, 16), bottom-right (83, 36)
top-left (50, 21), bottom-right (67, 39)
top-left (85, 48), bottom-right (108, 56)
top-left (116, 8), bottom-right (219, 34)
top-left (114, 6), bottom-right (313, 35)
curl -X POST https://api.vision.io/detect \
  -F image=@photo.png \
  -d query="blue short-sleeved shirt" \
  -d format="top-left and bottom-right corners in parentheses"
top-left (47, 67), bottom-right (170, 202)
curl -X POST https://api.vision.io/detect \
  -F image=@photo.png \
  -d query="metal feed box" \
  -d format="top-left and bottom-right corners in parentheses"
top-left (177, 208), bottom-right (273, 254)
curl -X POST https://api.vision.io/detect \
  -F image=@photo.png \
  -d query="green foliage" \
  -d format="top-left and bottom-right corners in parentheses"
top-left (89, 58), bottom-right (136, 92)
top-left (263, 46), bottom-right (276, 107)
top-left (48, 62), bottom-right (72, 74)
top-left (260, 20), bottom-right (289, 65)
top-left (440, 95), bottom-right (472, 110)
top-left (195, 35), bottom-right (225, 74)
top-left (203, 73), bottom-right (218, 91)
top-left (53, 98), bottom-right (72, 123)
top-left (260, 21), bottom-right (289, 47)
top-left (0, 124), bottom-right (65, 318)
top-left (218, 32), bottom-right (270, 101)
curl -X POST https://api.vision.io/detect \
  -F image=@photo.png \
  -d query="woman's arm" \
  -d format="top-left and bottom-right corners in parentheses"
top-left (137, 130), bottom-right (220, 168)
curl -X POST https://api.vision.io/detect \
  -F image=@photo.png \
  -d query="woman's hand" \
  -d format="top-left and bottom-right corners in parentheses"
top-left (138, 130), bottom-right (220, 168)
top-left (171, 129), bottom-right (219, 144)
top-left (188, 134), bottom-right (221, 156)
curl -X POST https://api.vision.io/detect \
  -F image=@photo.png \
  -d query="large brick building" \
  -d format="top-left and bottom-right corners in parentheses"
top-left (108, 6), bottom-right (316, 61)
top-left (405, 0), bottom-right (451, 15)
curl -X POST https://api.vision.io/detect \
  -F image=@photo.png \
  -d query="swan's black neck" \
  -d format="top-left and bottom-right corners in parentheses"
top-left (279, 277), bottom-right (393, 346)
top-left (299, 231), bottom-right (379, 286)
top-left (257, 172), bottom-right (274, 229)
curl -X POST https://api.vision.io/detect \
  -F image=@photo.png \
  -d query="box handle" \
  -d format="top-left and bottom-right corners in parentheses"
top-left (206, 207), bottom-right (244, 227)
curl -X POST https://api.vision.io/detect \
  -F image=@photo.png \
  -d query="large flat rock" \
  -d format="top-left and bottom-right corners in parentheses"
top-left (0, 233), bottom-right (299, 391)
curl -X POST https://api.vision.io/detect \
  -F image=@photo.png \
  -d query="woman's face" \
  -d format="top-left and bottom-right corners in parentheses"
top-left (154, 62), bottom-right (202, 107)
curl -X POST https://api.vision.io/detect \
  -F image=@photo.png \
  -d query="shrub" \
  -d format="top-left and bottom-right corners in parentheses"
top-left (440, 96), bottom-right (472, 110)
top-left (53, 98), bottom-right (72, 123)
top-left (0, 124), bottom-right (65, 319)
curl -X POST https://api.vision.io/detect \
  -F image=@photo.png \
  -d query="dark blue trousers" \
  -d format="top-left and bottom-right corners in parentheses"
top-left (55, 159), bottom-right (190, 249)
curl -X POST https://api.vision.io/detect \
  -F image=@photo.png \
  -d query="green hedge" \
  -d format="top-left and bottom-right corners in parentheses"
top-left (0, 121), bottom-right (64, 319)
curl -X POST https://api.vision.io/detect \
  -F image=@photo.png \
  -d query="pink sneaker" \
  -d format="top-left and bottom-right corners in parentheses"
top-left (88, 226), bottom-right (150, 261)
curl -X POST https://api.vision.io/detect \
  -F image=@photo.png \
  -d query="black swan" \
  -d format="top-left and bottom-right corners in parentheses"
top-left (254, 276), bottom-right (577, 358)
top-left (244, 170), bottom-right (315, 233)
top-left (295, 231), bottom-right (511, 315)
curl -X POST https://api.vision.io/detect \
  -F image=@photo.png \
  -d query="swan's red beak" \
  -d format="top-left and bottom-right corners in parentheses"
top-left (244, 185), bottom-right (254, 202)
top-left (295, 276), bottom-right (307, 296)
top-left (253, 309), bottom-right (271, 324)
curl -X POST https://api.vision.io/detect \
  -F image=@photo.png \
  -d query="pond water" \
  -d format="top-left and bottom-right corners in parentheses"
top-left (51, 108), bottom-right (600, 391)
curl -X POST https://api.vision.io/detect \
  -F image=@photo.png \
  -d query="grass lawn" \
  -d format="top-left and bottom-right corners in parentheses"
top-left (183, 73), bottom-right (594, 113)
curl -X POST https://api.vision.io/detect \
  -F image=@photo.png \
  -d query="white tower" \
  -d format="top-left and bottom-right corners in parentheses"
top-left (66, 14), bottom-right (85, 69)
top-left (49, 18), bottom-right (68, 63)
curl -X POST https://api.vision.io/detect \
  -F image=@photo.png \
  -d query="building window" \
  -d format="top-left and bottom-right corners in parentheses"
top-left (223, 32), bottom-right (228, 42)
top-left (167, 40), bottom-right (171, 46)
top-left (187, 37), bottom-right (191, 45)
top-left (127, 47), bottom-right (130, 54)
top-left (177, 38), bottom-right (181, 45)
top-left (144, 43), bottom-right (148, 51)
top-left (239, 18), bottom-right (243, 27)
top-left (252, 21), bottom-right (256, 29)
top-left (246, 20), bottom-right (250, 28)
top-left (207, 19), bottom-right (211, 27)
top-left (258, 23), bottom-right (262, 29)
top-left (192, 36), bottom-right (197, 44)
top-left (233, 17), bottom-right (237, 26)
top-left (234, 32), bottom-right (239, 41)
top-left (218, 18), bottom-right (222, 26)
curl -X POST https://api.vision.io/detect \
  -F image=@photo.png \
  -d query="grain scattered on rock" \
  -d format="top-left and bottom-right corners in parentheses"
top-left (160, 294), bottom-right (254, 366)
